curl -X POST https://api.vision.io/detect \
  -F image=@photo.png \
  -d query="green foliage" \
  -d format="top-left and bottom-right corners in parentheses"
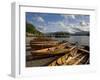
top-left (54, 32), bottom-right (69, 35)
top-left (26, 22), bottom-right (43, 36)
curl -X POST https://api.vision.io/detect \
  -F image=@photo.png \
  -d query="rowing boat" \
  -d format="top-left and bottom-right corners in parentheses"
top-left (31, 42), bottom-right (73, 55)
top-left (48, 47), bottom-right (89, 66)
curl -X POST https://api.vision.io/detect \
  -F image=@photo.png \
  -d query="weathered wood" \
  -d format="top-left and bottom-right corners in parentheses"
top-left (48, 61), bottom-right (57, 66)
top-left (63, 42), bottom-right (89, 54)
top-left (61, 56), bottom-right (66, 64)
top-left (65, 53), bottom-right (82, 64)
top-left (78, 48), bottom-right (89, 53)
top-left (85, 59), bottom-right (89, 64)
top-left (31, 43), bottom-right (72, 55)
top-left (26, 44), bottom-right (30, 47)
top-left (69, 47), bottom-right (78, 56)
top-left (48, 48), bottom-right (77, 66)
top-left (73, 55), bottom-right (86, 65)
top-left (27, 38), bottom-right (89, 66)
top-left (26, 47), bottom-right (31, 51)
top-left (26, 53), bottom-right (64, 61)
top-left (57, 57), bottom-right (62, 65)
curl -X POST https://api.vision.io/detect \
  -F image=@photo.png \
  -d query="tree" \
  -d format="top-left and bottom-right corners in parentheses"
top-left (26, 22), bottom-right (43, 36)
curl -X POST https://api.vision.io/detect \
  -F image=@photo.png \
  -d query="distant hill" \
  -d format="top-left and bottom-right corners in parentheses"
top-left (70, 31), bottom-right (89, 36)
top-left (44, 31), bottom-right (89, 37)
top-left (44, 32), bottom-right (70, 37)
top-left (26, 22), bottom-right (43, 36)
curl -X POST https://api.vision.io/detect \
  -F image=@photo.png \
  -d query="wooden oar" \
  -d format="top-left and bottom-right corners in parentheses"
top-left (78, 48), bottom-right (89, 53)
top-left (73, 55), bottom-right (86, 65)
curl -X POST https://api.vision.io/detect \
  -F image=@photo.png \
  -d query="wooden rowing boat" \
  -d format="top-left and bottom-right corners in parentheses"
top-left (30, 37), bottom-right (59, 50)
top-left (48, 47), bottom-right (89, 66)
top-left (31, 42), bottom-right (73, 55)
top-left (30, 41), bottom-right (60, 50)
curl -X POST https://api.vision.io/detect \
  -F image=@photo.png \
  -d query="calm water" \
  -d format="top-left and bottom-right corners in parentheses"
top-left (53, 36), bottom-right (89, 46)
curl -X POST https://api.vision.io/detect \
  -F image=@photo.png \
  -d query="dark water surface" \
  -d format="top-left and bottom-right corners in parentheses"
top-left (53, 36), bottom-right (89, 46)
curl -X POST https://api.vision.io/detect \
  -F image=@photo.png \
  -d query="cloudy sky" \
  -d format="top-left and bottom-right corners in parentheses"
top-left (26, 12), bottom-right (90, 33)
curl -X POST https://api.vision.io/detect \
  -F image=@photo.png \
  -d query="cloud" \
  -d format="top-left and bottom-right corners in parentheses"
top-left (61, 14), bottom-right (76, 20)
top-left (58, 21), bottom-right (78, 33)
top-left (58, 22), bottom-right (67, 30)
top-left (60, 14), bottom-right (77, 26)
top-left (27, 20), bottom-right (34, 25)
top-left (71, 15), bottom-right (76, 19)
top-left (37, 19), bottom-right (89, 33)
top-left (80, 21), bottom-right (88, 26)
top-left (37, 16), bottom-right (45, 22)
top-left (36, 25), bottom-right (47, 32)
top-left (46, 21), bottom-right (76, 33)
top-left (30, 14), bottom-right (89, 33)
top-left (32, 16), bottom-right (45, 23)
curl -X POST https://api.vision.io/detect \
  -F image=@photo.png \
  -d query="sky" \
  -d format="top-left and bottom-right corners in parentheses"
top-left (26, 12), bottom-right (90, 33)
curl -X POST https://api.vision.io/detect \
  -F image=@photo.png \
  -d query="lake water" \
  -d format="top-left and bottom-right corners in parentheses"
top-left (53, 36), bottom-right (89, 46)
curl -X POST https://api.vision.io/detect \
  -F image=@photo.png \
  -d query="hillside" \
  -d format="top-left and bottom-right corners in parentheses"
top-left (44, 32), bottom-right (70, 37)
top-left (26, 22), bottom-right (43, 36)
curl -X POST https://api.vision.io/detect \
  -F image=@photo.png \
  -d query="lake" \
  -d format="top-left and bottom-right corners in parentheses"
top-left (53, 36), bottom-right (89, 46)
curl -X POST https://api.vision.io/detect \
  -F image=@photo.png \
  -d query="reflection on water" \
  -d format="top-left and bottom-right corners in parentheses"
top-left (53, 36), bottom-right (89, 46)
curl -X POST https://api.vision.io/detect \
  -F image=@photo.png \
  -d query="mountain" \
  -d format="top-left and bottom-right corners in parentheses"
top-left (44, 32), bottom-right (69, 37)
top-left (70, 31), bottom-right (89, 36)
top-left (44, 30), bottom-right (89, 37)
top-left (26, 22), bottom-right (43, 36)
